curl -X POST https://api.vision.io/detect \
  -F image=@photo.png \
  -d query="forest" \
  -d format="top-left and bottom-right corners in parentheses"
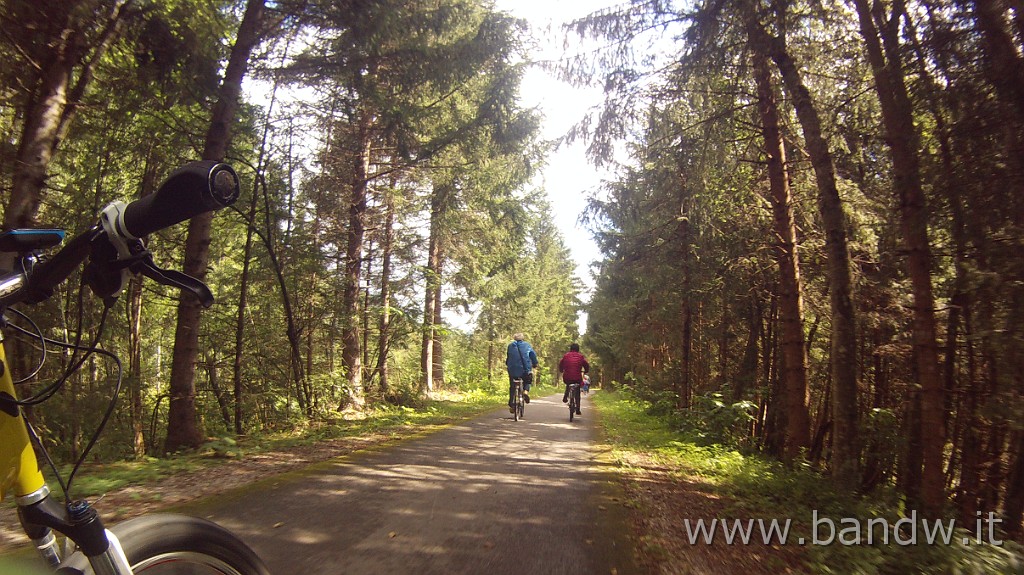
top-left (0, 0), bottom-right (579, 462)
top-left (2, 0), bottom-right (1024, 547)
top-left (575, 0), bottom-right (1024, 536)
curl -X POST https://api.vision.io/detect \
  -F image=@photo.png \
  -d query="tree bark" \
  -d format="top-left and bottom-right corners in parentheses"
top-left (233, 188), bottom-right (258, 435)
top-left (127, 152), bottom-right (159, 458)
top-left (206, 351), bottom-right (232, 429)
top-left (421, 183), bottom-right (448, 394)
top-left (852, 0), bottom-right (945, 515)
top-left (375, 190), bottom-right (395, 397)
top-left (743, 3), bottom-right (860, 484)
top-left (165, 0), bottom-right (265, 453)
top-left (734, 297), bottom-right (761, 402)
top-left (432, 251), bottom-right (445, 388)
top-left (340, 108), bottom-right (372, 409)
top-left (673, 193), bottom-right (694, 409)
top-left (969, 0), bottom-right (1024, 119)
top-left (2, 0), bottom-right (131, 269)
top-left (751, 47), bottom-right (811, 459)
top-left (966, 0), bottom-right (1024, 226)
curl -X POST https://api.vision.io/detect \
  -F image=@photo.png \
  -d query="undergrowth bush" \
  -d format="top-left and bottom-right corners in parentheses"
top-left (679, 392), bottom-right (758, 448)
top-left (594, 389), bottom-right (1024, 574)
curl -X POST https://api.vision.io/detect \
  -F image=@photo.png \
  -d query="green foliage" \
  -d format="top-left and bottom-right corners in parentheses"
top-left (442, 330), bottom-right (495, 390)
top-left (201, 436), bottom-right (242, 459)
top-left (594, 391), bottom-right (1024, 574)
top-left (679, 392), bottom-right (758, 447)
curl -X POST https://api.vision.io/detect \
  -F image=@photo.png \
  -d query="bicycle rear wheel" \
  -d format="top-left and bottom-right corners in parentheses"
top-left (513, 386), bottom-right (520, 422)
top-left (60, 513), bottom-right (270, 575)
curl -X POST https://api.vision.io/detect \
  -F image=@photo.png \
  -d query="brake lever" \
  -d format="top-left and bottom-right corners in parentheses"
top-left (83, 239), bottom-right (214, 308)
top-left (134, 257), bottom-right (214, 309)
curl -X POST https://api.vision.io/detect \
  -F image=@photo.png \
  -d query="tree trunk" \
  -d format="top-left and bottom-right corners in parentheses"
top-left (853, 0), bottom-right (945, 515)
top-left (966, 0), bottom-right (1024, 226)
top-left (2, 0), bottom-right (130, 270)
top-left (673, 197), bottom-right (694, 409)
top-left (231, 49), bottom-right (284, 434)
top-left (233, 189), bottom-right (258, 435)
top-left (432, 250), bottom-right (445, 388)
top-left (127, 153), bottom-right (159, 458)
top-left (757, 291), bottom-right (777, 448)
top-left (764, 293), bottom-right (787, 457)
top-left (206, 351), bottom-right (232, 429)
top-left (734, 297), bottom-right (761, 402)
top-left (421, 183), bottom-right (447, 394)
top-left (376, 190), bottom-right (395, 397)
top-left (340, 108), bottom-right (372, 409)
top-left (743, 4), bottom-right (859, 483)
top-left (1002, 432), bottom-right (1024, 537)
top-left (999, 286), bottom-right (1024, 531)
top-left (751, 47), bottom-right (811, 459)
top-left (969, 0), bottom-right (1024, 119)
top-left (165, 0), bottom-right (265, 453)
top-left (362, 241), bottom-right (373, 395)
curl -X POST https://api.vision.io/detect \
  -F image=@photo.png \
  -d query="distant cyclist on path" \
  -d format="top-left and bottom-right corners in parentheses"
top-left (559, 343), bottom-right (590, 416)
top-left (506, 333), bottom-right (539, 412)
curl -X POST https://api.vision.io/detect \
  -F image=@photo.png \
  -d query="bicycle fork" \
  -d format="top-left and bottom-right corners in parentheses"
top-left (18, 486), bottom-right (133, 574)
top-left (3, 341), bottom-right (133, 574)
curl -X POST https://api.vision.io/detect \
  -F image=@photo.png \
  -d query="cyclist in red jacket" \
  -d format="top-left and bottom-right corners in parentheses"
top-left (559, 343), bottom-right (590, 415)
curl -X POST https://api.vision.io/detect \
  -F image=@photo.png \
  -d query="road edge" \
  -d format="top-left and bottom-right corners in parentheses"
top-left (590, 392), bottom-right (644, 575)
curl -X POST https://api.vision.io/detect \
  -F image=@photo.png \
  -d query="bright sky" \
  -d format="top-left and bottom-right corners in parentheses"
top-left (493, 0), bottom-right (621, 332)
top-left (246, 2), bottom-right (617, 334)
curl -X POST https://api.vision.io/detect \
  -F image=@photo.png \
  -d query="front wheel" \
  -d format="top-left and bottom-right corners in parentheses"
top-left (60, 513), bottom-right (271, 575)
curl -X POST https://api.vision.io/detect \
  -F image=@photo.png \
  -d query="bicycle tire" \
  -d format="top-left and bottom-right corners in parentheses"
top-left (60, 513), bottom-right (270, 575)
top-left (513, 388), bottom-right (520, 422)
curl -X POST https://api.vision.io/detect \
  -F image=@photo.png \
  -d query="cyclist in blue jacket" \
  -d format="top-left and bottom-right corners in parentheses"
top-left (506, 332), bottom-right (539, 412)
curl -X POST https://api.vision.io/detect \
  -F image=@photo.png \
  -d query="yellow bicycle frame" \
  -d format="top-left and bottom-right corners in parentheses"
top-left (0, 333), bottom-right (47, 501)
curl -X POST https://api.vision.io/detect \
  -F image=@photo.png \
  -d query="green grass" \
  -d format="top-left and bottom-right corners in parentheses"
top-left (43, 388), bottom-right (507, 501)
top-left (593, 390), bottom-right (1024, 575)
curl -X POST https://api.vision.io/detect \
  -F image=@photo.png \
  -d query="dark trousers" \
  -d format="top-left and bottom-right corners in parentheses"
top-left (508, 372), bottom-right (533, 406)
top-left (563, 381), bottom-right (582, 410)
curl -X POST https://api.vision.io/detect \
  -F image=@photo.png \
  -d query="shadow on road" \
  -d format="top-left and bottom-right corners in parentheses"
top-left (202, 393), bottom-right (631, 575)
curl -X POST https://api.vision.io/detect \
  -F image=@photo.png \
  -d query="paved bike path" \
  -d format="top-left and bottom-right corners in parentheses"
top-left (198, 392), bottom-right (634, 575)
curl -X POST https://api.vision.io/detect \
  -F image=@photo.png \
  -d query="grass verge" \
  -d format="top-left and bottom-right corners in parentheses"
top-left (592, 389), bottom-right (1024, 575)
top-left (49, 387), bottom-right (507, 500)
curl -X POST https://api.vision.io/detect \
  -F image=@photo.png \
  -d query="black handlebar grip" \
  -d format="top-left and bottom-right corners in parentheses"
top-left (21, 227), bottom-right (101, 304)
top-left (119, 161), bottom-right (240, 239)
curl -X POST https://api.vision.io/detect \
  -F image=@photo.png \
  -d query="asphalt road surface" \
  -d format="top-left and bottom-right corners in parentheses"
top-left (196, 391), bottom-right (636, 575)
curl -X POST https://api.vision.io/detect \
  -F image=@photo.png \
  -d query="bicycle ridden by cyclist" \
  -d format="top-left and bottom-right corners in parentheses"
top-left (559, 343), bottom-right (590, 415)
top-left (506, 332), bottom-right (539, 412)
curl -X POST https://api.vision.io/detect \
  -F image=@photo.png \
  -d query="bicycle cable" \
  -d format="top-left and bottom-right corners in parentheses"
top-left (11, 303), bottom-right (123, 503)
top-left (24, 417), bottom-right (69, 499)
top-left (4, 307), bottom-right (49, 384)
top-left (4, 319), bottom-right (100, 407)
top-left (4, 276), bottom-right (96, 407)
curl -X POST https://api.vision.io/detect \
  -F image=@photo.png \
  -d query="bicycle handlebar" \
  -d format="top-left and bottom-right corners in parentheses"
top-left (20, 227), bottom-right (103, 304)
top-left (3, 161), bottom-right (239, 307)
top-left (118, 161), bottom-right (239, 239)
